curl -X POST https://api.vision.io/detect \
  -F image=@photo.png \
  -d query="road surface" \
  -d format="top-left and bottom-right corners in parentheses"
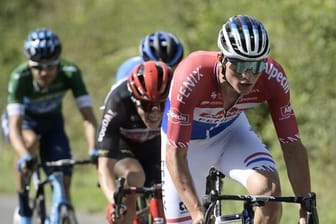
top-left (0, 194), bottom-right (105, 223)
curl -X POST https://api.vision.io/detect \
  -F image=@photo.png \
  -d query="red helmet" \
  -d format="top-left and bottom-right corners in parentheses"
top-left (128, 61), bottom-right (173, 103)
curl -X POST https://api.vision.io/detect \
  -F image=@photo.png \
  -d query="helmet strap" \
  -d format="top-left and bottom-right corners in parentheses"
top-left (218, 56), bottom-right (237, 93)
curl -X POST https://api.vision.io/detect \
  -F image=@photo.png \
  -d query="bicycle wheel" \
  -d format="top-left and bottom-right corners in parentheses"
top-left (58, 204), bottom-right (78, 224)
top-left (12, 206), bottom-right (20, 224)
top-left (135, 195), bottom-right (150, 224)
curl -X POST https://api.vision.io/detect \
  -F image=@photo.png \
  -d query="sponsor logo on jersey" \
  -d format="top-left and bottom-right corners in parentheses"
top-left (119, 128), bottom-right (160, 142)
top-left (279, 133), bottom-right (301, 144)
top-left (167, 108), bottom-right (190, 125)
top-left (265, 63), bottom-right (289, 94)
top-left (177, 66), bottom-right (204, 104)
top-left (167, 139), bottom-right (189, 148)
top-left (195, 107), bottom-right (233, 123)
top-left (97, 109), bottom-right (117, 142)
top-left (279, 104), bottom-right (294, 120)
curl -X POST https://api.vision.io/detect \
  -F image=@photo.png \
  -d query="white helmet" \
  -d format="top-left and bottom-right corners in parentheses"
top-left (217, 15), bottom-right (270, 61)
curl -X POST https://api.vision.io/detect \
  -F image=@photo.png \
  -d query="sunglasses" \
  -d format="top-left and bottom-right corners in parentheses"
top-left (226, 58), bottom-right (266, 75)
top-left (136, 100), bottom-right (166, 113)
top-left (29, 60), bottom-right (60, 70)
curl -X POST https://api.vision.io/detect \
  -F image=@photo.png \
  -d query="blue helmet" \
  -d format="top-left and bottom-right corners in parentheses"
top-left (24, 28), bottom-right (62, 61)
top-left (139, 31), bottom-right (184, 67)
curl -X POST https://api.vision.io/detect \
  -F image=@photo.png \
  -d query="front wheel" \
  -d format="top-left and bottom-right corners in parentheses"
top-left (58, 204), bottom-right (78, 224)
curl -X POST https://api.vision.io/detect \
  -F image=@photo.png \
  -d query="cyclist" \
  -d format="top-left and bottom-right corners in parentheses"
top-left (1, 28), bottom-right (98, 223)
top-left (96, 61), bottom-right (173, 224)
top-left (114, 31), bottom-right (184, 83)
top-left (161, 15), bottom-right (311, 224)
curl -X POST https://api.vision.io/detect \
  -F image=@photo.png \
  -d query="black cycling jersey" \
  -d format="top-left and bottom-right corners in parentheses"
top-left (96, 80), bottom-right (161, 186)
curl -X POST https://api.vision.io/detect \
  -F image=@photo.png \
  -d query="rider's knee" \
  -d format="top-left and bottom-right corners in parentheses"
top-left (246, 170), bottom-right (281, 196)
top-left (125, 170), bottom-right (145, 187)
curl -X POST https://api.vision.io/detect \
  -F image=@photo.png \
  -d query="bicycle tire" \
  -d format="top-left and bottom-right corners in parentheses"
top-left (136, 195), bottom-right (150, 224)
top-left (35, 192), bottom-right (47, 224)
top-left (58, 204), bottom-right (78, 224)
top-left (12, 206), bottom-right (20, 224)
top-left (307, 210), bottom-right (319, 224)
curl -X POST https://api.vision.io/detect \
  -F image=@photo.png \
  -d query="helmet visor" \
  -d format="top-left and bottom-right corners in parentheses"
top-left (227, 58), bottom-right (266, 75)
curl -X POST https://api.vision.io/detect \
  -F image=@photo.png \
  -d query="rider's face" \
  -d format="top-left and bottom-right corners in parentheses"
top-left (222, 60), bottom-right (263, 95)
top-left (29, 59), bottom-right (59, 87)
top-left (136, 101), bottom-right (165, 129)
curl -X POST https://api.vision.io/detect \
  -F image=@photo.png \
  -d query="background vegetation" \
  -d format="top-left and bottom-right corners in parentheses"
top-left (0, 0), bottom-right (334, 223)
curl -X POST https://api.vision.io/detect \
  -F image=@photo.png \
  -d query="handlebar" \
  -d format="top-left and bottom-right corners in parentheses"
top-left (113, 177), bottom-right (162, 219)
top-left (44, 159), bottom-right (93, 167)
top-left (203, 191), bottom-right (319, 224)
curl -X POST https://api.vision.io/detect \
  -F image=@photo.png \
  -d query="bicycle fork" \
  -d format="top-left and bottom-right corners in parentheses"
top-left (45, 172), bottom-right (73, 224)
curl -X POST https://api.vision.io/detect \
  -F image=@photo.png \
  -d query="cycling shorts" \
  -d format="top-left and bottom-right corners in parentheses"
top-left (99, 136), bottom-right (162, 187)
top-left (1, 112), bottom-right (72, 176)
top-left (161, 113), bottom-right (278, 223)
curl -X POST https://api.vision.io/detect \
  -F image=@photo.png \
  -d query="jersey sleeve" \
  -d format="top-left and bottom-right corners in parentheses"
top-left (7, 65), bottom-right (29, 105)
top-left (163, 55), bottom-right (206, 148)
top-left (265, 59), bottom-right (300, 143)
top-left (96, 88), bottom-right (128, 151)
top-left (61, 61), bottom-right (89, 98)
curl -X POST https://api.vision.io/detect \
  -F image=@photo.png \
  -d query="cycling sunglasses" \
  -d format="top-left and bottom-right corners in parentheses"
top-left (226, 58), bottom-right (266, 75)
top-left (28, 60), bottom-right (60, 70)
top-left (137, 100), bottom-right (166, 113)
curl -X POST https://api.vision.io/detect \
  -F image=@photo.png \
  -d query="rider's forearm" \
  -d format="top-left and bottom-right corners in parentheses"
top-left (83, 119), bottom-right (97, 149)
top-left (98, 157), bottom-right (117, 203)
top-left (166, 145), bottom-right (203, 219)
top-left (80, 107), bottom-right (98, 150)
top-left (282, 141), bottom-right (311, 196)
top-left (9, 118), bottom-right (29, 157)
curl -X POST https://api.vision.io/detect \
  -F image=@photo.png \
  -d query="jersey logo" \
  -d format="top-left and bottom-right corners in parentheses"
top-left (97, 109), bottom-right (117, 142)
top-left (265, 62), bottom-right (289, 94)
top-left (279, 104), bottom-right (293, 120)
top-left (177, 66), bottom-right (203, 104)
top-left (167, 108), bottom-right (190, 125)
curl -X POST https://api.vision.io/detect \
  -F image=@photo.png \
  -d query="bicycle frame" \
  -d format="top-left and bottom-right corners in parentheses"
top-left (202, 167), bottom-right (319, 224)
top-left (18, 159), bottom-right (92, 224)
top-left (114, 177), bottom-right (165, 224)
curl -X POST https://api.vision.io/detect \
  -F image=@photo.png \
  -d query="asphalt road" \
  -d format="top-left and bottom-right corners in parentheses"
top-left (0, 194), bottom-right (106, 223)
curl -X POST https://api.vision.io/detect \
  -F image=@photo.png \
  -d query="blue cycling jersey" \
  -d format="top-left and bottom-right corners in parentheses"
top-left (114, 56), bottom-right (144, 82)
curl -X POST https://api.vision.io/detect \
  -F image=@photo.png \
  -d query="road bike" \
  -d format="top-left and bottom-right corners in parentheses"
top-left (13, 158), bottom-right (93, 224)
top-left (202, 167), bottom-right (319, 224)
top-left (113, 177), bottom-right (165, 224)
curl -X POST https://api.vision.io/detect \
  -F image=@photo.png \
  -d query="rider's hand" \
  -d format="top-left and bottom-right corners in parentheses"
top-left (88, 149), bottom-right (99, 164)
top-left (105, 203), bottom-right (127, 224)
top-left (191, 207), bottom-right (204, 224)
top-left (17, 153), bottom-right (34, 175)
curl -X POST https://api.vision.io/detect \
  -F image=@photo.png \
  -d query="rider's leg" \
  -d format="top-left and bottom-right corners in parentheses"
top-left (15, 129), bottom-right (39, 218)
top-left (114, 157), bottom-right (146, 224)
top-left (246, 170), bottom-right (282, 224)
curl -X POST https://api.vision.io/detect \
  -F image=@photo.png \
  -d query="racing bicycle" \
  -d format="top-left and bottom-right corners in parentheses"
top-left (13, 158), bottom-right (93, 224)
top-left (113, 177), bottom-right (165, 224)
top-left (202, 167), bottom-right (319, 224)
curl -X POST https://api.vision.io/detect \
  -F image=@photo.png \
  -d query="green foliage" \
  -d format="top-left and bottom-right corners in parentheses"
top-left (0, 1), bottom-right (334, 222)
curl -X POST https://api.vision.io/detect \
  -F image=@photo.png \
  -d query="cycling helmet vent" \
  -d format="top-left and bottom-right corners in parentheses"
top-left (128, 61), bottom-right (173, 102)
top-left (139, 31), bottom-right (184, 67)
top-left (217, 15), bottom-right (270, 61)
top-left (24, 28), bottom-right (62, 61)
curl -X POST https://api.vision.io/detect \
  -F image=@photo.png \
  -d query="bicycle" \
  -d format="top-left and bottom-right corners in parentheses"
top-left (13, 158), bottom-right (93, 224)
top-left (113, 177), bottom-right (165, 224)
top-left (202, 167), bottom-right (319, 224)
